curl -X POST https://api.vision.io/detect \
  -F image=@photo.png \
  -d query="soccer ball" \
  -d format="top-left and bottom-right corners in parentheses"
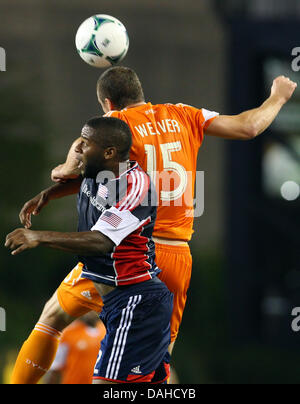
top-left (75, 14), bottom-right (129, 68)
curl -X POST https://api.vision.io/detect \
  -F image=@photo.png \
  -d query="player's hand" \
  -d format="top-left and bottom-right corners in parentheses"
top-left (5, 228), bottom-right (40, 255)
top-left (271, 76), bottom-right (297, 104)
top-left (51, 163), bottom-right (80, 183)
top-left (19, 191), bottom-right (50, 229)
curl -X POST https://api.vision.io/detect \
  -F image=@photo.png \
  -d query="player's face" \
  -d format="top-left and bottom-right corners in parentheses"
top-left (76, 126), bottom-right (106, 178)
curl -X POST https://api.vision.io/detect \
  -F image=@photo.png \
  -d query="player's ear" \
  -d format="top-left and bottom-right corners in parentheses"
top-left (105, 98), bottom-right (116, 112)
top-left (104, 146), bottom-right (117, 160)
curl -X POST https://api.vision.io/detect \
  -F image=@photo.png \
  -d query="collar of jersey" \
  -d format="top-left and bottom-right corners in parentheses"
top-left (110, 161), bottom-right (138, 181)
top-left (121, 102), bottom-right (149, 111)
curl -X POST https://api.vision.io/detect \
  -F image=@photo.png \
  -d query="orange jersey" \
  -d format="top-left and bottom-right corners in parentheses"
top-left (105, 102), bottom-right (218, 241)
top-left (49, 320), bottom-right (106, 384)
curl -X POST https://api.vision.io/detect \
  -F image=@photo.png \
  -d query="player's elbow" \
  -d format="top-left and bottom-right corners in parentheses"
top-left (90, 231), bottom-right (115, 255)
top-left (88, 241), bottom-right (112, 256)
top-left (241, 124), bottom-right (258, 140)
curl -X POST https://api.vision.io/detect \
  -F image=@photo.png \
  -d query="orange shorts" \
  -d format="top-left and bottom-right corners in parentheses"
top-left (57, 263), bottom-right (104, 317)
top-left (57, 244), bottom-right (192, 342)
top-left (155, 243), bottom-right (192, 342)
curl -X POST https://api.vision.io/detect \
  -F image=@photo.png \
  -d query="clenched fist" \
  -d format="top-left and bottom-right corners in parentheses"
top-left (5, 228), bottom-right (40, 255)
top-left (271, 75), bottom-right (297, 104)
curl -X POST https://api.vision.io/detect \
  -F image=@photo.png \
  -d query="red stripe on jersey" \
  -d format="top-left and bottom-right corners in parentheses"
top-left (116, 170), bottom-right (137, 211)
top-left (112, 218), bottom-right (152, 286)
top-left (115, 168), bottom-right (150, 212)
top-left (114, 163), bottom-right (138, 210)
top-left (125, 170), bottom-right (150, 212)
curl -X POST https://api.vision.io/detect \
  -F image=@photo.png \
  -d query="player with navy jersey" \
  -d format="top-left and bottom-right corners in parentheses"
top-left (77, 159), bottom-right (159, 287)
top-left (5, 117), bottom-right (173, 384)
top-left (9, 68), bottom-right (297, 384)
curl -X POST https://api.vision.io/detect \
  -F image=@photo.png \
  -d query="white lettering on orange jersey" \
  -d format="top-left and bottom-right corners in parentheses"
top-left (134, 119), bottom-right (181, 137)
top-left (104, 102), bottom-right (219, 241)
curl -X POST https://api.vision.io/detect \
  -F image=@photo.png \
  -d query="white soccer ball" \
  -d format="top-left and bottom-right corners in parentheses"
top-left (75, 14), bottom-right (129, 68)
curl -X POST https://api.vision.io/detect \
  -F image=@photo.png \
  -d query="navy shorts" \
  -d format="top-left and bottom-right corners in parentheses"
top-left (93, 277), bottom-right (173, 383)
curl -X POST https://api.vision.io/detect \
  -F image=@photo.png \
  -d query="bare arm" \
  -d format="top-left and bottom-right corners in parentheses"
top-left (51, 138), bottom-right (82, 182)
top-left (20, 178), bottom-right (82, 228)
top-left (5, 228), bottom-right (114, 256)
top-left (205, 76), bottom-right (297, 140)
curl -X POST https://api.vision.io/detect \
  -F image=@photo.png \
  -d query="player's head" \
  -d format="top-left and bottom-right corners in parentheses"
top-left (96, 66), bottom-right (145, 112)
top-left (76, 116), bottom-right (132, 178)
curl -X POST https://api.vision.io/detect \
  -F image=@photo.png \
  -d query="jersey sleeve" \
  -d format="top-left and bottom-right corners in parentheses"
top-left (91, 170), bottom-right (155, 246)
top-left (201, 108), bottom-right (220, 130)
top-left (175, 103), bottom-right (219, 144)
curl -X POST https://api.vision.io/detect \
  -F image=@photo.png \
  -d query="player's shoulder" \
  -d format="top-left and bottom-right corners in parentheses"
top-left (152, 102), bottom-right (200, 114)
top-left (103, 110), bottom-right (121, 118)
top-left (116, 162), bottom-right (151, 211)
top-left (127, 162), bottom-right (150, 185)
top-left (130, 163), bottom-right (152, 200)
top-left (158, 102), bottom-right (195, 108)
top-left (157, 103), bottom-right (219, 123)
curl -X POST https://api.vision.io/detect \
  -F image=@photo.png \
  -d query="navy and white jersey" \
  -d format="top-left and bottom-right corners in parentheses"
top-left (78, 161), bottom-right (160, 287)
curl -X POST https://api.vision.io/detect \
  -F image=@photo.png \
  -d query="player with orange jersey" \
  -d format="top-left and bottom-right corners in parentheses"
top-left (43, 313), bottom-right (105, 384)
top-left (11, 67), bottom-right (296, 384)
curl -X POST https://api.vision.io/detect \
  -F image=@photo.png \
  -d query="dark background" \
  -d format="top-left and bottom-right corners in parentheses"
top-left (0, 0), bottom-right (299, 384)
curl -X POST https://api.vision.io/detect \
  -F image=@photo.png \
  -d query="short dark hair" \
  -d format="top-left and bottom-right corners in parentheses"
top-left (85, 116), bottom-right (132, 160)
top-left (97, 66), bottom-right (145, 110)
